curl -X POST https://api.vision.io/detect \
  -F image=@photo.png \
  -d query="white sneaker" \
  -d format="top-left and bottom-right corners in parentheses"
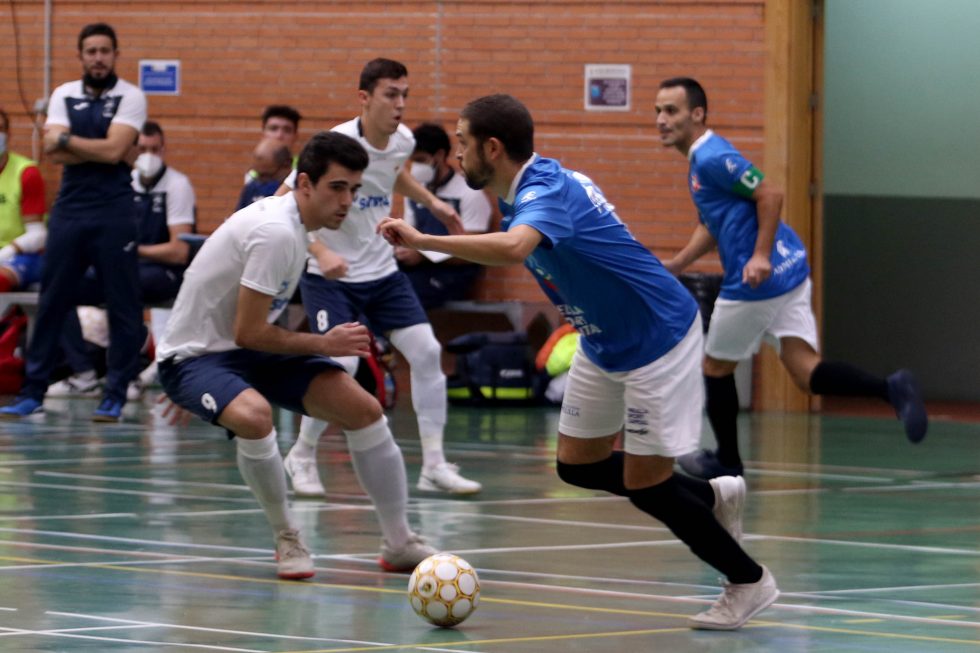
top-left (47, 371), bottom-right (100, 397)
top-left (689, 565), bottom-right (779, 630)
top-left (126, 379), bottom-right (144, 401)
top-left (138, 360), bottom-right (159, 387)
top-left (378, 532), bottom-right (437, 572)
top-left (418, 462), bottom-right (482, 494)
top-left (710, 475), bottom-right (746, 542)
top-left (283, 449), bottom-right (326, 498)
top-left (275, 528), bottom-right (315, 580)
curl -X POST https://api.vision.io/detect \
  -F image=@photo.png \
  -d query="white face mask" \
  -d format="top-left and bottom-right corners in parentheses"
top-left (135, 152), bottom-right (163, 178)
top-left (410, 161), bottom-right (436, 186)
top-left (0, 133), bottom-right (7, 156)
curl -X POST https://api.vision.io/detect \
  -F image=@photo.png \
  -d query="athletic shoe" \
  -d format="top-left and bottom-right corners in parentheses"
top-left (283, 449), bottom-right (326, 498)
top-left (126, 379), bottom-right (145, 402)
top-left (417, 462), bottom-right (482, 494)
top-left (378, 533), bottom-right (437, 572)
top-left (710, 475), bottom-right (746, 542)
top-left (689, 565), bottom-right (779, 630)
top-left (886, 369), bottom-right (928, 443)
top-left (46, 371), bottom-right (100, 397)
top-left (0, 397), bottom-right (44, 419)
top-left (275, 528), bottom-right (315, 580)
top-left (678, 449), bottom-right (744, 480)
top-left (92, 397), bottom-right (124, 423)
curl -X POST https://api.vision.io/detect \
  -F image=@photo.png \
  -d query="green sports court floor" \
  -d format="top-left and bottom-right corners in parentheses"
top-left (0, 393), bottom-right (977, 652)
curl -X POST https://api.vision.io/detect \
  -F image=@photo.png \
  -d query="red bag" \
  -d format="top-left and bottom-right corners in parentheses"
top-left (0, 307), bottom-right (28, 394)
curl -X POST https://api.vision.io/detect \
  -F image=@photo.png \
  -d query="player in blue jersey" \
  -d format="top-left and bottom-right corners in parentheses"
top-left (655, 77), bottom-right (927, 479)
top-left (0, 23), bottom-right (146, 423)
top-left (380, 94), bottom-right (779, 630)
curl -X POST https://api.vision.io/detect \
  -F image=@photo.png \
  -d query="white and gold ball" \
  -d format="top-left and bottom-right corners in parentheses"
top-left (407, 553), bottom-right (480, 628)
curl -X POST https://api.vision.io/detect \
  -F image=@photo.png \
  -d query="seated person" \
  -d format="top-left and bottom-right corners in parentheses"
top-left (397, 122), bottom-right (494, 310)
top-left (50, 120), bottom-right (196, 398)
top-left (243, 104), bottom-right (301, 183)
top-left (0, 107), bottom-right (47, 292)
top-left (236, 137), bottom-right (293, 210)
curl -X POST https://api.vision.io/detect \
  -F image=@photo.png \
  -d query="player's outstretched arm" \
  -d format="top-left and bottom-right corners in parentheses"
top-left (379, 218), bottom-right (541, 266)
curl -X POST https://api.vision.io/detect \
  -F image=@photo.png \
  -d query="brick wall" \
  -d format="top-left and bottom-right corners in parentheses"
top-left (1, 0), bottom-right (764, 302)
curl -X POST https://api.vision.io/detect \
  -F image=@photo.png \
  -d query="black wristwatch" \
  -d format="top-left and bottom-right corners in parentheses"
top-left (57, 132), bottom-right (71, 150)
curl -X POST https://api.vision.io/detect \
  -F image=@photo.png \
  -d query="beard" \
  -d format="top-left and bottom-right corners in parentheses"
top-left (83, 70), bottom-right (117, 90)
top-left (461, 151), bottom-right (494, 191)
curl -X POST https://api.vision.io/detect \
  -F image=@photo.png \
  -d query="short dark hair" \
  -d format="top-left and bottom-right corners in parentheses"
top-left (460, 94), bottom-right (534, 163)
top-left (359, 58), bottom-right (408, 93)
top-left (0, 108), bottom-right (8, 132)
top-left (412, 123), bottom-right (451, 157)
top-left (78, 23), bottom-right (118, 51)
top-left (262, 105), bottom-right (302, 129)
top-left (659, 77), bottom-right (708, 121)
top-left (141, 120), bottom-right (164, 142)
top-left (296, 131), bottom-right (369, 185)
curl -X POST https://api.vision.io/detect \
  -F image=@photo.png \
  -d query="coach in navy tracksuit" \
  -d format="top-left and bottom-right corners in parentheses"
top-left (0, 23), bottom-right (146, 422)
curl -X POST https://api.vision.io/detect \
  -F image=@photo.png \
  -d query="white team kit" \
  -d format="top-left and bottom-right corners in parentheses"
top-left (156, 193), bottom-right (308, 363)
top-left (290, 118), bottom-right (415, 283)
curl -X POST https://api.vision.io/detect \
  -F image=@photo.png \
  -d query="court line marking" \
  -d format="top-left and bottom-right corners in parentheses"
top-left (804, 581), bottom-right (980, 595)
top-left (0, 479), bottom-right (259, 503)
top-left (0, 453), bottom-right (222, 467)
top-left (0, 630), bottom-right (263, 651)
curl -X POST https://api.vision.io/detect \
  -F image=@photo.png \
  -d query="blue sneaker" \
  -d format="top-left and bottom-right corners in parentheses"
top-left (886, 369), bottom-right (928, 443)
top-left (92, 396), bottom-right (124, 423)
top-left (0, 397), bottom-right (44, 419)
top-left (678, 449), bottom-right (744, 480)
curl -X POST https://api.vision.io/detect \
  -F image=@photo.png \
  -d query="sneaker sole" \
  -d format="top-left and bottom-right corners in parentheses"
top-left (689, 588), bottom-right (780, 631)
top-left (377, 556), bottom-right (415, 573)
top-left (277, 569), bottom-right (315, 580)
top-left (92, 414), bottom-right (121, 423)
top-left (291, 488), bottom-right (327, 499)
top-left (416, 479), bottom-right (482, 495)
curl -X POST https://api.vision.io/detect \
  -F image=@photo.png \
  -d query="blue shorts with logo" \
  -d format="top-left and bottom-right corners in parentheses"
top-left (299, 270), bottom-right (428, 334)
top-left (4, 253), bottom-right (43, 288)
top-left (158, 349), bottom-right (343, 429)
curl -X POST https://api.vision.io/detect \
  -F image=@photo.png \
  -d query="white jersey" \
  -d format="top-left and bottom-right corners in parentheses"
top-left (293, 118), bottom-right (414, 283)
top-left (156, 193), bottom-right (308, 362)
top-left (131, 166), bottom-right (196, 228)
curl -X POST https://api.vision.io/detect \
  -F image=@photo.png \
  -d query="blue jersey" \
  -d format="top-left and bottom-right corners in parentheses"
top-left (688, 131), bottom-right (809, 300)
top-left (502, 156), bottom-right (697, 372)
top-left (45, 77), bottom-right (147, 210)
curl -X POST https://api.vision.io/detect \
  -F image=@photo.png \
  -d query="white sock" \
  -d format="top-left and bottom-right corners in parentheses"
top-left (345, 417), bottom-right (412, 548)
top-left (389, 324), bottom-right (448, 469)
top-left (236, 428), bottom-right (293, 533)
top-left (295, 415), bottom-right (326, 459)
top-left (418, 417), bottom-right (446, 469)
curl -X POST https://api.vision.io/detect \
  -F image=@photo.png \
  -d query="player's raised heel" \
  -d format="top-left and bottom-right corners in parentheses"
top-left (690, 565), bottom-right (778, 630)
top-left (678, 449), bottom-right (744, 480)
top-left (710, 475), bottom-right (746, 542)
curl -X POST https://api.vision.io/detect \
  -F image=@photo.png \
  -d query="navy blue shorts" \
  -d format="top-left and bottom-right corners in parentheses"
top-left (158, 349), bottom-right (343, 426)
top-left (299, 271), bottom-right (428, 334)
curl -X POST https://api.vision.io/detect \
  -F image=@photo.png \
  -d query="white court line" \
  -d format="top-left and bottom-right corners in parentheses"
top-left (0, 607), bottom-right (17, 611)
top-left (0, 556), bottom-right (214, 572)
top-left (47, 610), bottom-right (398, 647)
top-left (0, 442), bottom-right (136, 453)
top-left (0, 512), bottom-right (138, 522)
top-left (844, 481), bottom-right (980, 493)
top-left (0, 527), bottom-right (271, 555)
top-left (802, 581), bottom-right (980, 596)
top-left (0, 453), bottom-right (221, 467)
top-left (761, 534), bottom-right (980, 557)
top-left (0, 479), bottom-right (258, 503)
top-left (0, 630), bottom-right (262, 651)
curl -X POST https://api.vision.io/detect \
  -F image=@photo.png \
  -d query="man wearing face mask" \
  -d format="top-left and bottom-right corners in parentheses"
top-left (398, 123), bottom-right (494, 310)
top-left (0, 22), bottom-right (146, 422)
top-left (49, 120), bottom-right (196, 400)
top-left (0, 108), bottom-right (48, 293)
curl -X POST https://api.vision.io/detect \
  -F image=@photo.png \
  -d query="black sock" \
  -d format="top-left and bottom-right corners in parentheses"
top-left (671, 472), bottom-right (717, 506)
top-left (556, 452), bottom-right (628, 496)
top-left (705, 374), bottom-right (741, 468)
top-left (629, 477), bottom-right (762, 584)
top-left (809, 361), bottom-right (888, 401)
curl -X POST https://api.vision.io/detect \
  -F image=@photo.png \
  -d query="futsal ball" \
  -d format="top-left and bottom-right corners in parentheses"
top-left (407, 553), bottom-right (480, 628)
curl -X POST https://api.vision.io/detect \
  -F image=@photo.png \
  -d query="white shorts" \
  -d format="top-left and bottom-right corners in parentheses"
top-left (558, 318), bottom-right (703, 457)
top-left (705, 278), bottom-right (819, 361)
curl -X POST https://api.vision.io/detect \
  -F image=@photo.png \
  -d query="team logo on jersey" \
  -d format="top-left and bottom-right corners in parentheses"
top-left (201, 393), bottom-right (217, 413)
top-left (518, 191), bottom-right (537, 205)
top-left (725, 158), bottom-right (738, 174)
top-left (72, 102), bottom-right (90, 111)
top-left (690, 174), bottom-right (701, 192)
top-left (775, 239), bottom-right (791, 258)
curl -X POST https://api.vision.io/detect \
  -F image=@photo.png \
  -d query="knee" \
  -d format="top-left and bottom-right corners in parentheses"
top-left (334, 385), bottom-right (385, 431)
top-left (221, 393), bottom-right (274, 439)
